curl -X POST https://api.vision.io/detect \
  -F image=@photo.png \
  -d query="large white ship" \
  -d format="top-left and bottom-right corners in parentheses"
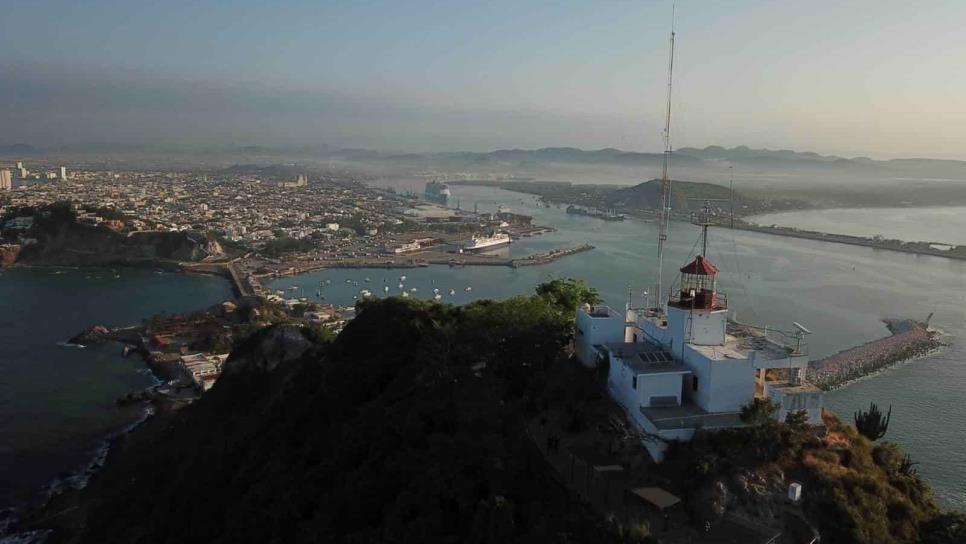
top-left (424, 180), bottom-right (451, 203)
top-left (461, 232), bottom-right (511, 252)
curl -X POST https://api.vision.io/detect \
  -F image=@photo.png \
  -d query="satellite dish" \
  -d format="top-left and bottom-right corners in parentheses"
top-left (793, 322), bottom-right (812, 335)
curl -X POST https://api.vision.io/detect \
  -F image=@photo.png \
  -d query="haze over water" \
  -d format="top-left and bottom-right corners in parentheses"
top-left (751, 207), bottom-right (966, 246)
top-left (273, 182), bottom-right (966, 508)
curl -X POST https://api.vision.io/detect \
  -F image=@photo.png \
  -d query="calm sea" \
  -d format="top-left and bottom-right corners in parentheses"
top-left (270, 181), bottom-right (966, 508)
top-left (0, 268), bottom-right (231, 512)
top-left (751, 206), bottom-right (966, 246)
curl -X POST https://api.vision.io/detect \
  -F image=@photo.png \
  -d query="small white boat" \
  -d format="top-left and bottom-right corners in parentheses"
top-left (465, 286), bottom-right (472, 292)
top-left (449, 289), bottom-right (456, 296)
top-left (401, 292), bottom-right (410, 298)
top-left (434, 294), bottom-right (442, 300)
top-left (398, 283), bottom-right (404, 290)
top-left (384, 286), bottom-right (390, 293)
top-left (400, 275), bottom-right (407, 281)
top-left (409, 287), bottom-right (417, 292)
top-left (433, 288), bottom-right (439, 294)
top-left (364, 277), bottom-right (371, 282)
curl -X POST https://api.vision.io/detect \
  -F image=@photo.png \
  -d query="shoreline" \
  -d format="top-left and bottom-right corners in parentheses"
top-left (0, 331), bottom-right (185, 542)
top-left (456, 181), bottom-right (966, 264)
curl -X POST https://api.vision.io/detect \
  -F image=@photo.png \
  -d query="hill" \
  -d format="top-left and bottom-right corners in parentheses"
top-left (61, 292), bottom-right (622, 544)
top-left (15, 288), bottom-right (964, 543)
top-left (1, 202), bottom-right (223, 267)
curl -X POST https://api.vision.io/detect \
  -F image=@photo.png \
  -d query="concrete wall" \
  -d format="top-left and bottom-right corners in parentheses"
top-left (666, 305), bottom-right (726, 348)
top-left (640, 373), bottom-right (683, 407)
top-left (607, 356), bottom-right (638, 418)
top-left (575, 308), bottom-right (625, 367)
top-left (682, 346), bottom-right (754, 413)
top-left (766, 387), bottom-right (825, 425)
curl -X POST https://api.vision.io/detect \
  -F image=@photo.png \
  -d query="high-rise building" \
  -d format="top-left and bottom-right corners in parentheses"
top-left (0, 169), bottom-right (12, 190)
top-left (59, 166), bottom-right (68, 180)
top-left (17, 163), bottom-right (28, 179)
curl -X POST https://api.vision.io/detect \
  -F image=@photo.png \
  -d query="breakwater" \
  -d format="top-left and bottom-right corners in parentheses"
top-left (807, 321), bottom-right (943, 390)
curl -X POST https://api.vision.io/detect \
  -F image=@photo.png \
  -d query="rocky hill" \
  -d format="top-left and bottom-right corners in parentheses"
top-left (1, 203), bottom-right (222, 267)
top-left (16, 290), bottom-right (964, 544)
top-left (56, 294), bottom-right (618, 544)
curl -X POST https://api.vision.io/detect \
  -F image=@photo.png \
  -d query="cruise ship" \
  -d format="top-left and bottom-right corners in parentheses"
top-left (424, 180), bottom-right (451, 203)
top-left (461, 232), bottom-right (511, 252)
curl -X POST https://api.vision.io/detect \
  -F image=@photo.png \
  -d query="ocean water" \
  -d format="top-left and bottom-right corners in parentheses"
top-left (0, 268), bottom-right (232, 512)
top-left (271, 181), bottom-right (966, 507)
top-left (750, 206), bottom-right (966, 246)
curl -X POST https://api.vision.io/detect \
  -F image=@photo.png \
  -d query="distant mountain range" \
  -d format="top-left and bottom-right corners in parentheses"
top-left (4, 143), bottom-right (966, 179)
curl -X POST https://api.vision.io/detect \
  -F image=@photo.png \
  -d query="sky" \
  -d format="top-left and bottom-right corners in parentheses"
top-left (2, 0), bottom-right (965, 159)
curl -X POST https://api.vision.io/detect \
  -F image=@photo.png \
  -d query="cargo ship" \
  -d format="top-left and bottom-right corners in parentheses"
top-left (424, 180), bottom-right (451, 203)
top-left (566, 205), bottom-right (625, 221)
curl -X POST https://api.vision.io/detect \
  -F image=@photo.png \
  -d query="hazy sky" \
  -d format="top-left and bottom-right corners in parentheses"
top-left (2, 0), bottom-right (965, 158)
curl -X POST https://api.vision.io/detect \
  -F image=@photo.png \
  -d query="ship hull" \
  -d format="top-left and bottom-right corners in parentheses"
top-left (462, 239), bottom-right (511, 252)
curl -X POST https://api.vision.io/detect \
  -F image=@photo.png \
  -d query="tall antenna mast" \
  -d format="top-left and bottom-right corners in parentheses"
top-left (656, 4), bottom-right (676, 310)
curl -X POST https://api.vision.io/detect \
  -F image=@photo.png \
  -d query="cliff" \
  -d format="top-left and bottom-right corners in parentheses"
top-left (4, 204), bottom-right (222, 267)
top-left (18, 293), bottom-right (963, 544)
top-left (58, 296), bottom-right (616, 544)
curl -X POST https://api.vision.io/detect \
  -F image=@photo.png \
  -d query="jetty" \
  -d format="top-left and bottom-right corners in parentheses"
top-left (807, 317), bottom-right (942, 389)
top-left (510, 244), bottom-right (594, 267)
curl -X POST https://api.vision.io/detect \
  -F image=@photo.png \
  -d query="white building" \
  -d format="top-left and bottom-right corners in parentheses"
top-left (59, 166), bottom-right (68, 180)
top-left (0, 169), bottom-right (11, 190)
top-left (575, 252), bottom-right (824, 462)
top-left (179, 353), bottom-right (229, 391)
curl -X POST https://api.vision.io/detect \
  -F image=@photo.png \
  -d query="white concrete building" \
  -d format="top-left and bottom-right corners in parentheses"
top-left (575, 253), bottom-right (824, 462)
top-left (0, 170), bottom-right (11, 190)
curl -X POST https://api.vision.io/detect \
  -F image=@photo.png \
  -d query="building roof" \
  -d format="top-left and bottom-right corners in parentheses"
top-left (640, 404), bottom-right (746, 431)
top-left (679, 255), bottom-right (719, 275)
top-left (629, 487), bottom-right (681, 510)
top-left (604, 342), bottom-right (690, 375)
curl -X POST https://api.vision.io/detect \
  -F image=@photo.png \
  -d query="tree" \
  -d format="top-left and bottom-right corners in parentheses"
top-left (784, 409), bottom-right (809, 432)
top-left (740, 397), bottom-right (779, 426)
top-left (535, 278), bottom-right (602, 314)
top-left (854, 402), bottom-right (891, 441)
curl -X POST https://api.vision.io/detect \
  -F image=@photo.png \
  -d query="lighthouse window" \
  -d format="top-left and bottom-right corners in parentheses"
top-left (692, 376), bottom-right (699, 391)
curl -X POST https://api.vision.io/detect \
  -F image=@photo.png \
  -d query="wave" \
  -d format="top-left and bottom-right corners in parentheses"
top-left (43, 403), bottom-right (157, 500)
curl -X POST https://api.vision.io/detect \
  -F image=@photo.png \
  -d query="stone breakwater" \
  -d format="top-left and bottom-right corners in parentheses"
top-left (807, 323), bottom-right (942, 390)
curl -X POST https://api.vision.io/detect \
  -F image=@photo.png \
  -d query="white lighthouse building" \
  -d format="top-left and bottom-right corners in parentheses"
top-left (575, 208), bottom-right (824, 462)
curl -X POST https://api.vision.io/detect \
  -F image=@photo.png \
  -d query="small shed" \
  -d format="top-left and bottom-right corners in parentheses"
top-left (627, 487), bottom-right (682, 532)
top-left (629, 487), bottom-right (681, 511)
